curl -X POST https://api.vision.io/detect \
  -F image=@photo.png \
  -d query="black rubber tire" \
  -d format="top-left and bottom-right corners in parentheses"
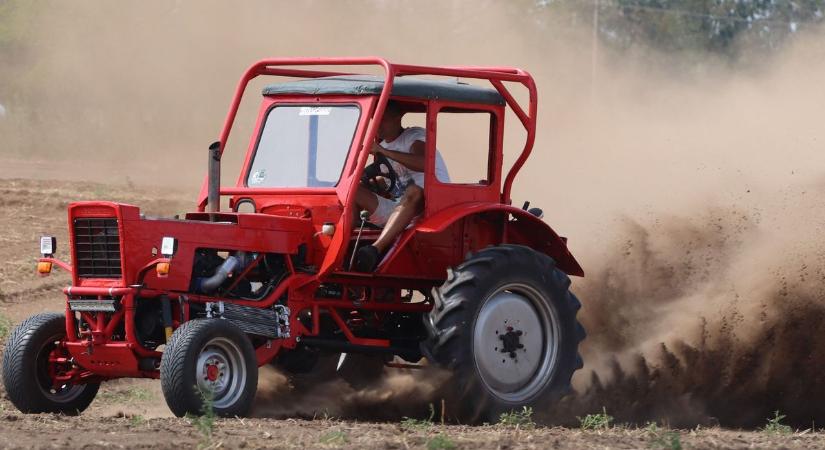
top-left (423, 245), bottom-right (585, 423)
top-left (160, 319), bottom-right (258, 417)
top-left (2, 313), bottom-right (99, 415)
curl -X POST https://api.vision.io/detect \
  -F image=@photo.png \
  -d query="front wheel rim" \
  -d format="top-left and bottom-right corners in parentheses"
top-left (195, 337), bottom-right (247, 410)
top-left (472, 282), bottom-right (562, 403)
top-left (35, 333), bottom-right (85, 403)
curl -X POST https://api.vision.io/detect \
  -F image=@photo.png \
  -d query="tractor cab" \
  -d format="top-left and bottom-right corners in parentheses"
top-left (234, 75), bottom-right (507, 278)
top-left (248, 75), bottom-right (506, 216)
top-left (201, 67), bottom-right (581, 282)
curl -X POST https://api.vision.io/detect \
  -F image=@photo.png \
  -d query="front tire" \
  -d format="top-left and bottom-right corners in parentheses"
top-left (160, 319), bottom-right (258, 417)
top-left (2, 313), bottom-right (99, 414)
top-left (424, 245), bottom-right (585, 423)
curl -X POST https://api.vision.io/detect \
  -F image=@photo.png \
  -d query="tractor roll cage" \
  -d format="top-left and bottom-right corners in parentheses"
top-left (196, 57), bottom-right (538, 211)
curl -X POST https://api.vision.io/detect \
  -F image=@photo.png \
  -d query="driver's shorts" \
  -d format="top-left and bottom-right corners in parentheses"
top-left (371, 196), bottom-right (399, 226)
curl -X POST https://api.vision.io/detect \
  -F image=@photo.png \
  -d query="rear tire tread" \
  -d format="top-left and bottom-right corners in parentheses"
top-left (423, 244), bottom-right (585, 422)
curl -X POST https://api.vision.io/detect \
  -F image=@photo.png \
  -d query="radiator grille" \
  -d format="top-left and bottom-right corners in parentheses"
top-left (73, 217), bottom-right (122, 278)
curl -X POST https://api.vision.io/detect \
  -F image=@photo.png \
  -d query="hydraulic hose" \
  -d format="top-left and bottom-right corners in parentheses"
top-left (195, 256), bottom-right (240, 294)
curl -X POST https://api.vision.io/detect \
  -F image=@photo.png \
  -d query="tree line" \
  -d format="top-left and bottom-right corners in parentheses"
top-left (537, 0), bottom-right (824, 58)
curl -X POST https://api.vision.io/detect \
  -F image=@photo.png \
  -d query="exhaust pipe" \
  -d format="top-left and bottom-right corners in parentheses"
top-left (208, 141), bottom-right (221, 218)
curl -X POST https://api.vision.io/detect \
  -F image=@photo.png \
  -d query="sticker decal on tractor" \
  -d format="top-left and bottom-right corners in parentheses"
top-left (299, 106), bottom-right (331, 116)
top-left (250, 169), bottom-right (266, 185)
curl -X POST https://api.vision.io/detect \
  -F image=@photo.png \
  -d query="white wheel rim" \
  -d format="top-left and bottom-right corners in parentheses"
top-left (195, 337), bottom-right (247, 409)
top-left (472, 282), bottom-right (561, 403)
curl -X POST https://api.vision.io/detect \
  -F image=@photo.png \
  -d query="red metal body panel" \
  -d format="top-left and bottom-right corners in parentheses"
top-left (381, 203), bottom-right (584, 277)
top-left (68, 202), bottom-right (313, 290)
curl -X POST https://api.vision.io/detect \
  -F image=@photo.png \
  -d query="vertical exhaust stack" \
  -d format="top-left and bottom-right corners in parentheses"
top-left (208, 141), bottom-right (221, 220)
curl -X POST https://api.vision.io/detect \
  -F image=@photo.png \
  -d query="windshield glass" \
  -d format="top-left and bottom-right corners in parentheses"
top-left (246, 105), bottom-right (360, 188)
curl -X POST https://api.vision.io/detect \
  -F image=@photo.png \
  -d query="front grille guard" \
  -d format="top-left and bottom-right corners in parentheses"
top-left (72, 217), bottom-right (122, 278)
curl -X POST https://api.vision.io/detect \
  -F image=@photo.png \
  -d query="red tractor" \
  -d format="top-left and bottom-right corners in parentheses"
top-left (2, 58), bottom-right (585, 421)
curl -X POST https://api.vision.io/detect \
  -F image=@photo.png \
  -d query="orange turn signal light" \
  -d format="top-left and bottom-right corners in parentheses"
top-left (156, 261), bottom-right (171, 276)
top-left (37, 261), bottom-right (53, 275)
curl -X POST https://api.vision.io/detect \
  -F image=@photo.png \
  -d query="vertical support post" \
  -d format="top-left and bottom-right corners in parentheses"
top-left (161, 295), bottom-right (174, 342)
top-left (591, 0), bottom-right (600, 103)
top-left (307, 114), bottom-right (319, 185)
top-left (208, 141), bottom-right (222, 218)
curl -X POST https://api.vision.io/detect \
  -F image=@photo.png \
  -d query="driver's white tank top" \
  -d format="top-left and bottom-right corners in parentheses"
top-left (380, 127), bottom-right (450, 195)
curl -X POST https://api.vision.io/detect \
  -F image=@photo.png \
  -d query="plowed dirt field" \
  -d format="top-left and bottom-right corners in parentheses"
top-left (1, 178), bottom-right (823, 449)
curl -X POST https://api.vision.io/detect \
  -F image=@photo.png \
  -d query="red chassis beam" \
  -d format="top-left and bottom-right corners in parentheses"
top-left (62, 276), bottom-right (432, 375)
top-left (61, 290), bottom-right (159, 379)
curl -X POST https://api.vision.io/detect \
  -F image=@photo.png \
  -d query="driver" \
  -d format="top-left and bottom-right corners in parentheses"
top-left (353, 101), bottom-right (449, 272)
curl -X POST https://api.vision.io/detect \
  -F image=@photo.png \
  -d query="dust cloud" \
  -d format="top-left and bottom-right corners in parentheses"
top-left (251, 365), bottom-right (450, 420)
top-left (556, 179), bottom-right (825, 428)
top-left (555, 30), bottom-right (825, 428)
top-left (3, 0), bottom-right (825, 427)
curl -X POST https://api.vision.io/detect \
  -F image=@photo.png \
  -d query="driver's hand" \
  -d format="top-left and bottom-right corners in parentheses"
top-left (370, 142), bottom-right (384, 155)
top-left (374, 176), bottom-right (389, 191)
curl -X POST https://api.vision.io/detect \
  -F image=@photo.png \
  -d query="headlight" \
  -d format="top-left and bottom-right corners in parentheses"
top-left (40, 236), bottom-right (56, 256)
top-left (161, 237), bottom-right (177, 256)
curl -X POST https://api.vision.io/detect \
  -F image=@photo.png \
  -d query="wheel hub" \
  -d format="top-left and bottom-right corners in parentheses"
top-left (499, 327), bottom-right (524, 358)
top-left (197, 350), bottom-right (231, 396)
top-left (205, 361), bottom-right (221, 382)
top-left (37, 334), bottom-right (85, 402)
top-left (194, 337), bottom-right (247, 410)
top-left (472, 283), bottom-right (561, 403)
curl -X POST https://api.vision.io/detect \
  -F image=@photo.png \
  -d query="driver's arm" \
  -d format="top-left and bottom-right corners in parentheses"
top-left (372, 141), bottom-right (425, 172)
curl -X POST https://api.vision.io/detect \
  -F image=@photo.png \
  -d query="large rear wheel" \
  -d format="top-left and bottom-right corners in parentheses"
top-left (2, 313), bottom-right (99, 414)
top-left (424, 245), bottom-right (585, 423)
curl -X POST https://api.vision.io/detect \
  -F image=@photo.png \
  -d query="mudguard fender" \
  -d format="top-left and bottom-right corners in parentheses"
top-left (405, 203), bottom-right (584, 277)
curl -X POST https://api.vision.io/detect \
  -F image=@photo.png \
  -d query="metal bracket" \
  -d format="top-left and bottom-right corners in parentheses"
top-left (205, 301), bottom-right (226, 319)
top-left (273, 305), bottom-right (291, 338)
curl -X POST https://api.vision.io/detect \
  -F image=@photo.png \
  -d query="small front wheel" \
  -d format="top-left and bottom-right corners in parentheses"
top-left (2, 313), bottom-right (99, 414)
top-left (160, 319), bottom-right (258, 417)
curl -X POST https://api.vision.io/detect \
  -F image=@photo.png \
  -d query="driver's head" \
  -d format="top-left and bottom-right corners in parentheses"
top-left (377, 100), bottom-right (404, 141)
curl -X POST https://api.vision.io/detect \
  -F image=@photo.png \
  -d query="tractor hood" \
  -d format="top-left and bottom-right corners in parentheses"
top-left (67, 202), bottom-right (313, 290)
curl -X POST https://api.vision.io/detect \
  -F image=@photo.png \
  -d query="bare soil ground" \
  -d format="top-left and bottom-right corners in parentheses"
top-left (1, 177), bottom-right (823, 449)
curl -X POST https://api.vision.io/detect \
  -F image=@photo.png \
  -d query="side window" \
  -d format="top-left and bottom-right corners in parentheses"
top-left (435, 109), bottom-right (494, 185)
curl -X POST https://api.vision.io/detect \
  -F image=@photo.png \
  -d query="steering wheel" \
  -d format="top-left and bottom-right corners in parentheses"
top-left (361, 153), bottom-right (398, 196)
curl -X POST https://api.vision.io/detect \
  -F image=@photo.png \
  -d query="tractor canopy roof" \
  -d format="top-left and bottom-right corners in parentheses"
top-left (262, 75), bottom-right (505, 106)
